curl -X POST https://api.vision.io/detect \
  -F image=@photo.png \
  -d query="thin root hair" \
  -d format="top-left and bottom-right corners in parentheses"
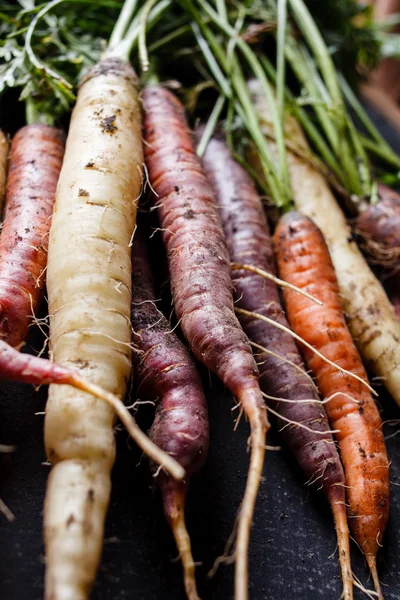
top-left (0, 497), bottom-right (15, 522)
top-left (128, 223), bottom-right (137, 248)
top-left (237, 308), bottom-right (376, 395)
top-left (142, 161), bottom-right (159, 198)
top-left (208, 521), bottom-right (238, 579)
top-left (267, 404), bottom-right (340, 435)
top-left (249, 340), bottom-right (316, 388)
top-left (231, 263), bottom-right (323, 306)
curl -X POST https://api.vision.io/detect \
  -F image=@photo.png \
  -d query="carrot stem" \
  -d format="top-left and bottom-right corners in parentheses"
top-left (108, 0), bottom-right (138, 49)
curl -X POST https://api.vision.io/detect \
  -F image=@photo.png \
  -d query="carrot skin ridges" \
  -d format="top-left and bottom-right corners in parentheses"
top-left (1, 124), bottom-right (65, 348)
top-left (0, 130), bottom-right (8, 217)
top-left (200, 134), bottom-right (344, 491)
top-left (142, 87), bottom-right (264, 409)
top-left (274, 212), bottom-right (389, 567)
top-left (44, 56), bottom-right (143, 600)
top-left (131, 228), bottom-right (209, 476)
top-left (200, 134), bottom-right (352, 599)
top-left (249, 81), bottom-right (400, 411)
top-left (131, 228), bottom-right (208, 600)
top-left (142, 86), bottom-right (268, 600)
top-left (0, 338), bottom-right (78, 386)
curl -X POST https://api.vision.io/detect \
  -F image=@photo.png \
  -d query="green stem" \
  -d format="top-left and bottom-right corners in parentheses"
top-left (361, 135), bottom-right (400, 170)
top-left (288, 0), bottom-right (342, 106)
top-left (148, 23), bottom-right (191, 52)
top-left (108, 0), bottom-right (138, 50)
top-left (138, 0), bottom-right (159, 72)
top-left (188, 7), bottom-right (288, 205)
top-left (196, 0), bottom-right (292, 202)
top-left (191, 23), bottom-right (231, 97)
top-left (25, 96), bottom-right (53, 126)
top-left (196, 94), bottom-right (225, 157)
top-left (287, 40), bottom-right (338, 151)
top-left (261, 55), bottom-right (342, 180)
top-left (112, 0), bottom-right (171, 61)
top-left (276, 0), bottom-right (287, 129)
top-left (339, 72), bottom-right (400, 163)
top-left (215, 0), bottom-right (227, 21)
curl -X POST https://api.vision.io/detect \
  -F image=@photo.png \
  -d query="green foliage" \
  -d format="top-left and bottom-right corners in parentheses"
top-left (0, 1), bottom-right (121, 124)
top-left (304, 0), bottom-right (381, 80)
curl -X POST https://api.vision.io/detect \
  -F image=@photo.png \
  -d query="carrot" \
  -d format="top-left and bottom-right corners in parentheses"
top-left (356, 183), bottom-right (400, 273)
top-left (131, 225), bottom-right (209, 600)
top-left (0, 338), bottom-right (184, 481)
top-left (274, 212), bottom-right (390, 599)
top-left (0, 130), bottom-right (8, 217)
top-left (142, 85), bottom-right (269, 600)
top-left (200, 132), bottom-right (353, 599)
top-left (0, 124), bottom-right (64, 348)
top-left (44, 51), bottom-right (144, 600)
top-left (250, 80), bottom-right (400, 409)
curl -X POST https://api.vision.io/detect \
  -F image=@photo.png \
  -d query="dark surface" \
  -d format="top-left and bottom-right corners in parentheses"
top-left (0, 102), bottom-right (400, 600)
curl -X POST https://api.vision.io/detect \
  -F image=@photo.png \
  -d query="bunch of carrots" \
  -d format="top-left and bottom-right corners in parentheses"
top-left (1, 0), bottom-right (400, 599)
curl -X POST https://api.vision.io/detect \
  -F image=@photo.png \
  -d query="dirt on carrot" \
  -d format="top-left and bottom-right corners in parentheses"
top-left (1, 124), bottom-right (65, 348)
top-left (274, 211), bottom-right (390, 599)
top-left (44, 56), bottom-right (144, 600)
top-left (200, 131), bottom-right (353, 599)
top-left (142, 85), bottom-right (269, 600)
top-left (131, 225), bottom-right (209, 600)
top-left (356, 183), bottom-right (400, 273)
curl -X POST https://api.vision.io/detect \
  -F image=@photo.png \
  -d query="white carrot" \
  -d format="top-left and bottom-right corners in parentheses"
top-left (41, 1), bottom-right (153, 597)
top-left (250, 79), bottom-right (400, 408)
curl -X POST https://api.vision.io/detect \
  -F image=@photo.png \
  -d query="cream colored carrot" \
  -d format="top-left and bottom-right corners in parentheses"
top-left (44, 56), bottom-right (144, 600)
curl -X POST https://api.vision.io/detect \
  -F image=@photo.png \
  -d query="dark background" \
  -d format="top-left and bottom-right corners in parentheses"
top-left (0, 97), bottom-right (399, 600)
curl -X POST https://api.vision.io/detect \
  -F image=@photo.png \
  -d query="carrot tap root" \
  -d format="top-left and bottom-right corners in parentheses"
top-left (162, 481), bottom-right (200, 600)
top-left (235, 388), bottom-right (269, 600)
top-left (329, 485), bottom-right (353, 600)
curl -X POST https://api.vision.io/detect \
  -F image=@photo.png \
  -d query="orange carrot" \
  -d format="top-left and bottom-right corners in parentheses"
top-left (274, 212), bottom-right (390, 599)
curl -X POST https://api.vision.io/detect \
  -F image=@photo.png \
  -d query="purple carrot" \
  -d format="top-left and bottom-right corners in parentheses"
top-left (142, 86), bottom-right (269, 600)
top-left (131, 226), bottom-right (209, 600)
top-left (199, 132), bottom-right (352, 600)
top-left (356, 183), bottom-right (400, 272)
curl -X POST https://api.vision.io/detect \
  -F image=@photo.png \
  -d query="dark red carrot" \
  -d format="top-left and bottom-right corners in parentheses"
top-left (0, 338), bottom-right (84, 386)
top-left (356, 183), bottom-right (400, 273)
top-left (200, 133), bottom-right (352, 599)
top-left (1, 124), bottom-right (65, 348)
top-left (131, 225), bottom-right (209, 600)
top-left (274, 212), bottom-right (390, 600)
top-left (142, 86), bottom-right (269, 600)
